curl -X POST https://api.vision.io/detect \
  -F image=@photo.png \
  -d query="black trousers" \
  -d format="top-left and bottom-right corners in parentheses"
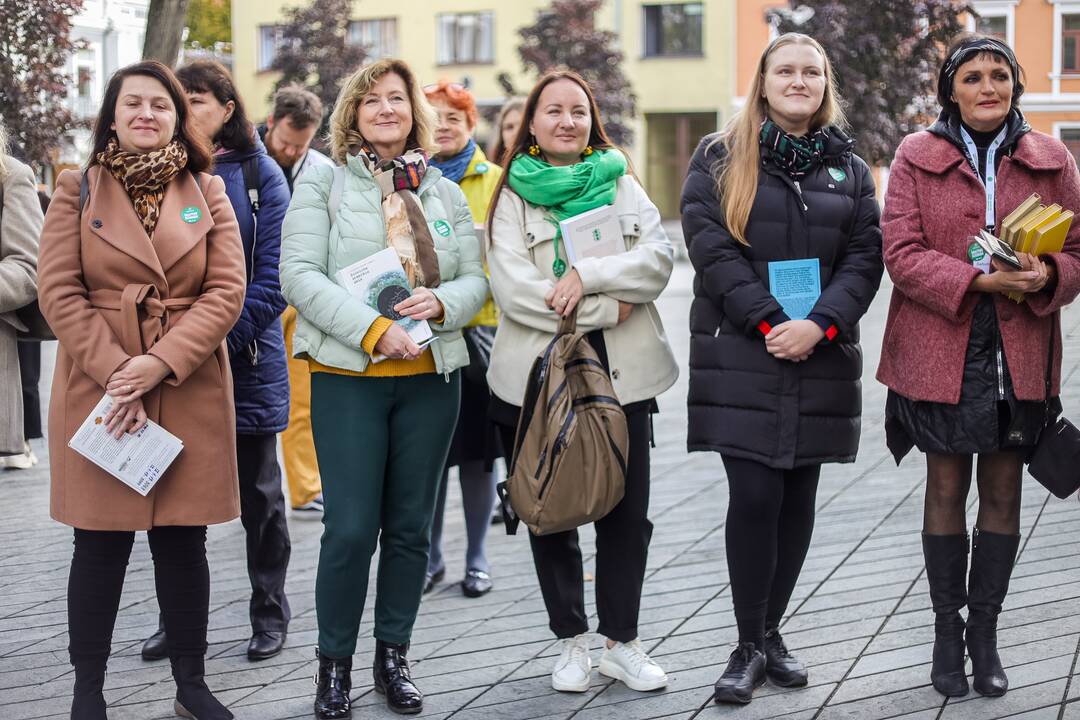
top-left (68, 526), bottom-right (209, 662)
top-left (17, 341), bottom-right (41, 440)
top-left (237, 433), bottom-right (292, 632)
top-left (497, 408), bottom-right (653, 642)
top-left (721, 455), bottom-right (821, 648)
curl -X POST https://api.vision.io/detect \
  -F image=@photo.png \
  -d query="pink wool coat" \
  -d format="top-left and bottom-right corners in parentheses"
top-left (878, 129), bottom-right (1080, 403)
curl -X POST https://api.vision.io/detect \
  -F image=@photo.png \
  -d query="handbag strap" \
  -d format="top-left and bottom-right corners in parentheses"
top-left (1044, 312), bottom-right (1058, 424)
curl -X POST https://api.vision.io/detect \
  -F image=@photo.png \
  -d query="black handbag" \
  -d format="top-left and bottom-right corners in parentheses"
top-left (1027, 313), bottom-right (1080, 498)
top-left (462, 325), bottom-right (495, 385)
top-left (16, 300), bottom-right (54, 342)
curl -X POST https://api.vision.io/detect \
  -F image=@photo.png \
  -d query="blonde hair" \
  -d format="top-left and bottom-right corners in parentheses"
top-left (716, 33), bottom-right (846, 245)
top-left (328, 58), bottom-right (439, 163)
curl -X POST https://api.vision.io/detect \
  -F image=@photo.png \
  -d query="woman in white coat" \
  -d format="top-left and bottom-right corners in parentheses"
top-left (486, 70), bottom-right (678, 695)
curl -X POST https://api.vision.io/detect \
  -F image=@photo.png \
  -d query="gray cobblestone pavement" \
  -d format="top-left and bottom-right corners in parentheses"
top-left (4, 257), bottom-right (1080, 719)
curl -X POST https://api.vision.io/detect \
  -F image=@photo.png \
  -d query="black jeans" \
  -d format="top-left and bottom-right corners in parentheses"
top-left (721, 455), bottom-right (821, 649)
top-left (237, 433), bottom-right (292, 633)
top-left (68, 526), bottom-right (209, 663)
top-left (497, 407), bottom-right (653, 642)
top-left (17, 341), bottom-right (41, 440)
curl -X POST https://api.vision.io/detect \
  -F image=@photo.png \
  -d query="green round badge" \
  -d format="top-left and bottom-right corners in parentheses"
top-left (433, 219), bottom-right (451, 237)
top-left (828, 167), bottom-right (847, 183)
top-left (475, 162), bottom-right (489, 175)
top-left (181, 206), bottom-right (201, 224)
top-left (968, 241), bottom-right (987, 262)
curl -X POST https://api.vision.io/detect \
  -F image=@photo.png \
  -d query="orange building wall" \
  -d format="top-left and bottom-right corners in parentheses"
top-left (1012, 1), bottom-right (1053, 95)
top-left (735, 0), bottom-right (785, 98)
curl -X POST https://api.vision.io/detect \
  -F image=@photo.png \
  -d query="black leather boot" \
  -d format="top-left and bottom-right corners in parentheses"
top-left (70, 657), bottom-right (108, 719)
top-left (713, 642), bottom-right (767, 704)
top-left (373, 640), bottom-right (423, 714)
top-left (141, 614), bottom-right (168, 661)
top-left (922, 532), bottom-right (969, 697)
top-left (170, 655), bottom-right (233, 719)
top-left (314, 649), bottom-right (352, 720)
top-left (967, 528), bottom-right (1020, 697)
top-left (763, 627), bottom-right (808, 687)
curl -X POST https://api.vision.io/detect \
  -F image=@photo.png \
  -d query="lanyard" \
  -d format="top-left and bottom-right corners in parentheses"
top-left (959, 125), bottom-right (1008, 229)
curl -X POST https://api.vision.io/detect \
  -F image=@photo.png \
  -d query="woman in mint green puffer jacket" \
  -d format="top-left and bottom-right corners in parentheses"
top-left (278, 58), bottom-right (487, 720)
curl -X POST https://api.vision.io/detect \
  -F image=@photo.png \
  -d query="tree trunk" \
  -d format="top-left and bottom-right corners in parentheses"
top-left (142, 0), bottom-right (192, 67)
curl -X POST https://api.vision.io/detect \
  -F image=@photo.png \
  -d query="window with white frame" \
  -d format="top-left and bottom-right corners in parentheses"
top-left (970, 1), bottom-right (1015, 48)
top-left (348, 18), bottom-right (397, 59)
top-left (977, 14), bottom-right (1007, 40)
top-left (1061, 126), bottom-right (1080, 165)
top-left (643, 3), bottom-right (704, 57)
top-left (436, 12), bottom-right (494, 65)
top-left (1065, 14), bottom-right (1080, 72)
top-left (258, 25), bottom-right (284, 72)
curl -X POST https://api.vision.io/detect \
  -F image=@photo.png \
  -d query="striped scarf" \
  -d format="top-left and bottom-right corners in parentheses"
top-left (352, 143), bottom-right (440, 288)
top-left (759, 119), bottom-right (828, 179)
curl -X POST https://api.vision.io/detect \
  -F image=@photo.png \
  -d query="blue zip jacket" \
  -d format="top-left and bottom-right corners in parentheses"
top-left (216, 137), bottom-right (290, 434)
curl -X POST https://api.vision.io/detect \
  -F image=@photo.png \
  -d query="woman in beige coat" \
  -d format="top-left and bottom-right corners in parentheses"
top-left (0, 121), bottom-right (43, 458)
top-left (37, 61), bottom-right (244, 720)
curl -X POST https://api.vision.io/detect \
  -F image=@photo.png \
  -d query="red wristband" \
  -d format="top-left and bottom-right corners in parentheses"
top-left (824, 325), bottom-right (838, 341)
top-left (757, 320), bottom-right (773, 337)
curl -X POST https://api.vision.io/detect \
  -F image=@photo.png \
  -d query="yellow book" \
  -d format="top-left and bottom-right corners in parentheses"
top-left (1000, 193), bottom-right (1042, 247)
top-left (1031, 210), bottom-right (1073, 255)
top-left (1004, 204), bottom-right (1045, 248)
top-left (1016, 204), bottom-right (1062, 254)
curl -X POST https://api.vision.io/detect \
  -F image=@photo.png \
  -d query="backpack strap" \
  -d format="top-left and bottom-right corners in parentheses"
top-left (327, 165), bottom-right (345, 227)
top-left (242, 156), bottom-right (260, 214)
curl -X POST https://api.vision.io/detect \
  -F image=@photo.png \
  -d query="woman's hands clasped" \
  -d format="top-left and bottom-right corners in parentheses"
top-left (766, 320), bottom-right (825, 362)
top-left (103, 355), bottom-right (171, 437)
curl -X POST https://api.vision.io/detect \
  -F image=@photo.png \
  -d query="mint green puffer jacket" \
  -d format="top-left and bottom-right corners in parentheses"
top-left (279, 154), bottom-right (488, 375)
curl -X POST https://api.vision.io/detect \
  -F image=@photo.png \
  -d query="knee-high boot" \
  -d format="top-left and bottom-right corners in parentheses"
top-left (967, 528), bottom-right (1020, 697)
top-left (922, 532), bottom-right (969, 697)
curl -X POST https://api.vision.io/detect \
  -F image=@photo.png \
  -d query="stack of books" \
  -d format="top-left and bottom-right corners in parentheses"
top-left (998, 193), bottom-right (1073, 302)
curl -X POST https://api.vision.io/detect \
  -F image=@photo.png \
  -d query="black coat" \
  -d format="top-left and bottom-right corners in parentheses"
top-left (680, 129), bottom-right (884, 468)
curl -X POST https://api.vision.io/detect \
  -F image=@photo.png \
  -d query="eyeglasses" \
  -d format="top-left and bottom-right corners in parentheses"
top-left (424, 82), bottom-right (467, 92)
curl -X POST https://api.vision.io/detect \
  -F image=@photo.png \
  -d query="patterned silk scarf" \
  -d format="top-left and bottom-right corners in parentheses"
top-left (96, 137), bottom-right (188, 237)
top-left (352, 143), bottom-right (441, 288)
top-left (759, 119), bottom-right (829, 179)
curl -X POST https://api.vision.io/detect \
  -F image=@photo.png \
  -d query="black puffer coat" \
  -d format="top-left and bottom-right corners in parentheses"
top-left (680, 128), bottom-right (884, 468)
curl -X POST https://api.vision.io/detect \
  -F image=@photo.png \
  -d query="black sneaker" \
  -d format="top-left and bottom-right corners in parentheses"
top-left (763, 627), bottom-right (808, 687)
top-left (714, 642), bottom-right (767, 704)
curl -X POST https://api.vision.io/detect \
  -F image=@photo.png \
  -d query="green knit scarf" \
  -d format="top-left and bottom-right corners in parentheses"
top-left (508, 149), bottom-right (627, 276)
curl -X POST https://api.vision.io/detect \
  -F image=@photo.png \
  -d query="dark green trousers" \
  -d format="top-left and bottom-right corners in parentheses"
top-left (310, 371), bottom-right (460, 657)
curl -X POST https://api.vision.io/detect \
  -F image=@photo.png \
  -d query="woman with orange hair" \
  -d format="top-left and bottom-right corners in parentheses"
top-left (422, 80), bottom-right (504, 597)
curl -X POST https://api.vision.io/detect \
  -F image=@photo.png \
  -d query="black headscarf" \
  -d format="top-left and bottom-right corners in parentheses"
top-left (937, 36), bottom-right (1024, 117)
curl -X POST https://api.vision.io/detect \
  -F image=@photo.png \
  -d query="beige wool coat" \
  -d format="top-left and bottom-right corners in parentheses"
top-left (0, 157), bottom-right (43, 455)
top-left (38, 166), bottom-right (246, 530)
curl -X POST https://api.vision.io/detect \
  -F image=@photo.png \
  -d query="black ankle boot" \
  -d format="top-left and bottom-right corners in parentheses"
top-left (170, 655), bottom-right (233, 719)
top-left (314, 649), bottom-right (352, 720)
top-left (763, 627), bottom-right (808, 687)
top-left (373, 639), bottom-right (423, 715)
top-left (967, 528), bottom-right (1020, 697)
top-left (142, 615), bottom-right (168, 661)
top-left (71, 657), bottom-right (108, 720)
top-left (713, 642), bottom-right (767, 705)
top-left (922, 532), bottom-right (969, 697)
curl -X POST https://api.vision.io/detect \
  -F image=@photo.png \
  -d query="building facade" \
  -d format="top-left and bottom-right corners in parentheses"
top-left (231, 0), bottom-right (736, 217)
top-left (57, 0), bottom-right (151, 173)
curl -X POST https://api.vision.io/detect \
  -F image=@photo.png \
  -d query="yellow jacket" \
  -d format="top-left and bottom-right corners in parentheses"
top-left (457, 145), bottom-right (502, 328)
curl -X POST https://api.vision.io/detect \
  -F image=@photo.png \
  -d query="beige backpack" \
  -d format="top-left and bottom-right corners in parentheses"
top-left (498, 311), bottom-right (628, 536)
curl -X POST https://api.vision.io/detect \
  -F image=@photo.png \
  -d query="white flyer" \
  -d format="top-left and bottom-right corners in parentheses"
top-left (68, 394), bottom-right (184, 496)
top-left (558, 204), bottom-right (624, 264)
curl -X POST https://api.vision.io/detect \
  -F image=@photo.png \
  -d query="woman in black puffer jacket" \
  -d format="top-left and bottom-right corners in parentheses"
top-left (680, 33), bottom-right (882, 705)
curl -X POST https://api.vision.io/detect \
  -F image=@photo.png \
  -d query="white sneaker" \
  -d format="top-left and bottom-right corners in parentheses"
top-left (598, 638), bottom-right (669, 691)
top-left (3, 442), bottom-right (37, 470)
top-left (551, 634), bottom-right (592, 692)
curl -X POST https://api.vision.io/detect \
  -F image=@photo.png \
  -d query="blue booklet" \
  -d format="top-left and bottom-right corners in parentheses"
top-left (768, 258), bottom-right (821, 320)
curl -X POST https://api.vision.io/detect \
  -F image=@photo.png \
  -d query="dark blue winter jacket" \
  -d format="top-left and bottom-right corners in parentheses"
top-left (216, 137), bottom-right (290, 434)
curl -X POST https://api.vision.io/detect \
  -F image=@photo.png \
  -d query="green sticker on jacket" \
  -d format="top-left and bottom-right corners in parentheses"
top-left (828, 167), bottom-right (847, 183)
top-left (433, 219), bottom-right (451, 237)
top-left (181, 206), bottom-right (201, 223)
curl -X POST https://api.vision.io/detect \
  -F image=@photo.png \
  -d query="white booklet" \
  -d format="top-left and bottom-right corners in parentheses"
top-left (558, 204), bottom-right (624, 264)
top-left (336, 247), bottom-right (435, 363)
top-left (68, 394), bottom-right (184, 497)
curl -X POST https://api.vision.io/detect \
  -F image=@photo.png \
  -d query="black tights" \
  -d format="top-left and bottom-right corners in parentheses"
top-left (923, 452), bottom-right (1023, 536)
top-left (722, 456), bottom-right (820, 649)
top-left (68, 526), bottom-right (209, 663)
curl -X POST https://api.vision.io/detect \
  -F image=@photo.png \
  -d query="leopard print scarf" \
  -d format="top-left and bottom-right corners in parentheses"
top-left (96, 137), bottom-right (188, 237)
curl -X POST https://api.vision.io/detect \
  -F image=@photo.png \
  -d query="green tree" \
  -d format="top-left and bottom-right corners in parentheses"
top-left (772, 0), bottom-right (972, 166)
top-left (185, 0), bottom-right (230, 48)
top-left (513, 0), bottom-right (637, 146)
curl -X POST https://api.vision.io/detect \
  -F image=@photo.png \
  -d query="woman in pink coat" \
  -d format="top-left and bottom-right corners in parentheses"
top-left (880, 35), bottom-right (1080, 700)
